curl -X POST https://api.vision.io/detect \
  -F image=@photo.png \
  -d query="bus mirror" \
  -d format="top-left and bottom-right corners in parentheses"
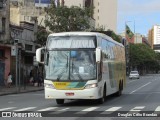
top-left (96, 48), bottom-right (101, 62)
top-left (36, 47), bottom-right (45, 64)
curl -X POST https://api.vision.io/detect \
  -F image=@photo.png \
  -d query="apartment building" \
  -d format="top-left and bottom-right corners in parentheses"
top-left (93, 0), bottom-right (117, 32)
top-left (148, 25), bottom-right (160, 51)
top-left (64, 0), bottom-right (117, 32)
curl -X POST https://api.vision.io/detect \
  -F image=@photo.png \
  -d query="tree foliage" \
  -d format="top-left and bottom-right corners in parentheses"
top-left (91, 30), bottom-right (121, 43)
top-left (36, 26), bottom-right (50, 46)
top-left (44, 0), bottom-right (94, 32)
top-left (130, 44), bottom-right (160, 74)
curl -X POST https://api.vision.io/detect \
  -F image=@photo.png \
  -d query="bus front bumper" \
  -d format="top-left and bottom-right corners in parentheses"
top-left (45, 87), bottom-right (100, 100)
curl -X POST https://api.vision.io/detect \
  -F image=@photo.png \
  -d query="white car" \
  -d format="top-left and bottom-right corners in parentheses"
top-left (129, 71), bottom-right (140, 79)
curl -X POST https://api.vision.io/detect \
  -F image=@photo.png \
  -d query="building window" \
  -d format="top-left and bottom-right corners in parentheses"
top-left (24, 56), bottom-right (33, 64)
top-left (0, 0), bottom-right (3, 8)
top-left (25, 44), bottom-right (33, 51)
top-left (85, 0), bottom-right (92, 8)
top-left (2, 18), bottom-right (6, 33)
top-left (0, 49), bottom-right (5, 57)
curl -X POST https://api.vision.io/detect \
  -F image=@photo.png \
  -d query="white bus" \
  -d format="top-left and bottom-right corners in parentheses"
top-left (36, 32), bottom-right (126, 104)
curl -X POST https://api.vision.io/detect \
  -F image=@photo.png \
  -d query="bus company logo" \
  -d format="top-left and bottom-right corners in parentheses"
top-left (2, 112), bottom-right (12, 117)
top-left (55, 82), bottom-right (67, 86)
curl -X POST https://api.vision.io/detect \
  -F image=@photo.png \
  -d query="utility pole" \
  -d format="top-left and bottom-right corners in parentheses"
top-left (18, 48), bottom-right (21, 92)
top-left (15, 43), bottom-right (19, 93)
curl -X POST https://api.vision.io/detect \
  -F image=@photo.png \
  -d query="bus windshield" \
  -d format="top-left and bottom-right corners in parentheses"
top-left (45, 50), bottom-right (96, 81)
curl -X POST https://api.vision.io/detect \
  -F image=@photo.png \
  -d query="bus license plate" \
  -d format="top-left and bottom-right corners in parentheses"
top-left (65, 92), bottom-right (74, 96)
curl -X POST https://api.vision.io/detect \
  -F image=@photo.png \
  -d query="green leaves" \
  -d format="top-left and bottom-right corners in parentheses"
top-left (35, 26), bottom-right (50, 46)
top-left (44, 2), bottom-right (93, 32)
top-left (130, 44), bottom-right (160, 72)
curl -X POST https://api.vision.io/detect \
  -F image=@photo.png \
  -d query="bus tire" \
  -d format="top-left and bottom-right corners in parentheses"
top-left (98, 85), bottom-right (106, 104)
top-left (116, 81), bottom-right (123, 96)
top-left (56, 99), bottom-right (64, 104)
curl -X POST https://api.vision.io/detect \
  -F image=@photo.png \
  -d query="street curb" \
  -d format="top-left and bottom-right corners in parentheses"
top-left (0, 88), bottom-right (44, 96)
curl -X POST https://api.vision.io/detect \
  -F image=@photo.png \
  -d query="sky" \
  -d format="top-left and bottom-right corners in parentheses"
top-left (117, 0), bottom-right (160, 36)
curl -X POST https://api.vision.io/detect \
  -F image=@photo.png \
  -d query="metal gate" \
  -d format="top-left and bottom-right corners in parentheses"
top-left (0, 61), bottom-right (5, 86)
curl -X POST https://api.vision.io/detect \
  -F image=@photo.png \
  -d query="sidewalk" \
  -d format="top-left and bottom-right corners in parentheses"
top-left (0, 85), bottom-right (44, 96)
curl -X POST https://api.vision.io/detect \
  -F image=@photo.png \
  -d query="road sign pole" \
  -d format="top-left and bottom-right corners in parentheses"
top-left (15, 44), bottom-right (18, 93)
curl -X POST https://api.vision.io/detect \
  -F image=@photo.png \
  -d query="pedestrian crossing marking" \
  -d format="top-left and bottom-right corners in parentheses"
top-left (50, 108), bottom-right (70, 114)
top-left (155, 106), bottom-right (160, 111)
top-left (129, 106), bottom-right (145, 112)
top-left (38, 107), bottom-right (58, 111)
top-left (75, 107), bottom-right (99, 114)
top-left (58, 108), bottom-right (69, 111)
top-left (0, 107), bottom-right (16, 111)
top-left (1, 106), bottom-right (160, 113)
top-left (14, 107), bottom-right (36, 111)
top-left (101, 107), bottom-right (122, 114)
top-left (81, 107), bottom-right (99, 111)
top-left (105, 107), bottom-right (122, 111)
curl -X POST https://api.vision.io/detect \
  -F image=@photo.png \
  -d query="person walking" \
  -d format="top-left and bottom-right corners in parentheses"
top-left (7, 72), bottom-right (12, 88)
top-left (37, 72), bottom-right (42, 87)
top-left (29, 70), bottom-right (34, 85)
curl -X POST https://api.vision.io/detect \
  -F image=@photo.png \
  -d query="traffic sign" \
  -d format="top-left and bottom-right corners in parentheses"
top-left (11, 45), bottom-right (17, 56)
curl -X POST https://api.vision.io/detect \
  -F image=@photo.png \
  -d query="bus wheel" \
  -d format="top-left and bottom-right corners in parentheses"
top-left (56, 99), bottom-right (64, 104)
top-left (116, 81), bottom-right (122, 96)
top-left (98, 86), bottom-right (106, 104)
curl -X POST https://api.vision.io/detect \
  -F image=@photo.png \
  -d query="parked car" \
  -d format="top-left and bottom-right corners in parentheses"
top-left (129, 71), bottom-right (140, 79)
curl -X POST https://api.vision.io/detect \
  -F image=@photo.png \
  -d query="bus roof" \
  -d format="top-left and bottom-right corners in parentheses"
top-left (48, 32), bottom-right (124, 47)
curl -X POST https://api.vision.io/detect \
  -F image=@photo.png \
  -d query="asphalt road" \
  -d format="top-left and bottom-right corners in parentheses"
top-left (0, 74), bottom-right (160, 120)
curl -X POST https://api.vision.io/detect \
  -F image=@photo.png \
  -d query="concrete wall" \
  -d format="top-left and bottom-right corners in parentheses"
top-left (4, 48), bottom-right (11, 80)
top-left (94, 0), bottom-right (117, 32)
top-left (10, 7), bottom-right (20, 25)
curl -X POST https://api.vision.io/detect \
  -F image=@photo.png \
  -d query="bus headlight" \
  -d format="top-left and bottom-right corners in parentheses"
top-left (44, 83), bottom-right (55, 89)
top-left (85, 83), bottom-right (98, 89)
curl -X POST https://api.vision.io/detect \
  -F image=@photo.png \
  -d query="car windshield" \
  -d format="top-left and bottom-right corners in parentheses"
top-left (45, 50), bottom-right (96, 81)
top-left (130, 71), bottom-right (138, 74)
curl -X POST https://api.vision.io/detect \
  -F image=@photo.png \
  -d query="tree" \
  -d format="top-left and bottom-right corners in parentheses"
top-left (36, 26), bottom-right (50, 46)
top-left (91, 30), bottom-right (121, 43)
top-left (44, 0), bottom-right (94, 32)
top-left (129, 44), bottom-right (159, 74)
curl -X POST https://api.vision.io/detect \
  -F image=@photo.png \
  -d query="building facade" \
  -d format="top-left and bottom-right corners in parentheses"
top-left (64, 0), bottom-right (117, 32)
top-left (0, 1), bottom-right (39, 86)
top-left (0, 0), bottom-right (11, 85)
top-left (93, 0), bottom-right (117, 32)
top-left (10, 22), bottom-right (39, 85)
top-left (148, 25), bottom-right (160, 51)
top-left (10, 0), bottom-right (117, 32)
